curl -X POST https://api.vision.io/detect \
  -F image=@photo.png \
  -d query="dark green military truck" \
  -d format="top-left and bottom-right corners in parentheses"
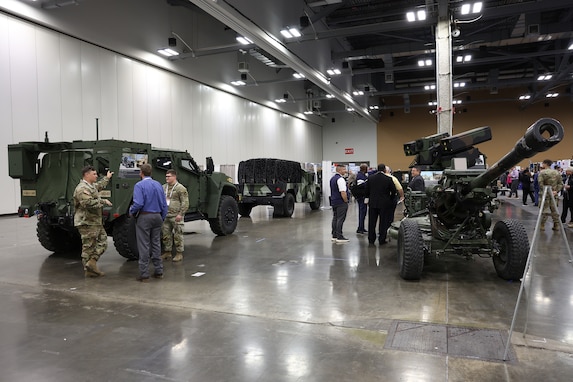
top-left (237, 158), bottom-right (321, 217)
top-left (8, 137), bottom-right (239, 259)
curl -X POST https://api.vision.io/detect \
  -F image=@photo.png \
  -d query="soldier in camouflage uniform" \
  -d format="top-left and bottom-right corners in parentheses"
top-left (538, 159), bottom-right (563, 231)
top-left (73, 165), bottom-right (113, 277)
top-left (161, 170), bottom-right (189, 262)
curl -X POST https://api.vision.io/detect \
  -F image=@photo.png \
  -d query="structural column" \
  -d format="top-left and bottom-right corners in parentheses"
top-left (435, 0), bottom-right (453, 135)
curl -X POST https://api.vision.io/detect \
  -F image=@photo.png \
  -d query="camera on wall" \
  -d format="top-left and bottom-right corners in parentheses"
top-left (452, 27), bottom-right (461, 37)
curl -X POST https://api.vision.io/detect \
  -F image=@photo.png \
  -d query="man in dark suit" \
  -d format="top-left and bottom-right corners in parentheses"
top-left (365, 163), bottom-right (397, 245)
top-left (408, 166), bottom-right (425, 192)
top-left (561, 167), bottom-right (573, 227)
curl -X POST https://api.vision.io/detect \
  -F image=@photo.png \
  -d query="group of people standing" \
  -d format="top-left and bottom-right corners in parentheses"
top-left (500, 160), bottom-right (573, 230)
top-left (73, 164), bottom-right (189, 281)
top-left (330, 163), bottom-right (424, 246)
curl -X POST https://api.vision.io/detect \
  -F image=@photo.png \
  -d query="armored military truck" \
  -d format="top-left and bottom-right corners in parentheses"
top-left (8, 136), bottom-right (239, 259)
top-left (237, 158), bottom-right (321, 217)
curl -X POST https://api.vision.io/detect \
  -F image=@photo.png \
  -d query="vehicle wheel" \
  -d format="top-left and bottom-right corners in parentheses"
top-left (209, 195), bottom-right (239, 236)
top-left (492, 219), bottom-right (529, 280)
top-left (397, 219), bottom-right (424, 280)
top-left (37, 221), bottom-right (81, 253)
top-left (309, 189), bottom-right (321, 210)
top-left (238, 203), bottom-right (254, 217)
top-left (112, 215), bottom-right (139, 259)
top-left (283, 193), bottom-right (295, 217)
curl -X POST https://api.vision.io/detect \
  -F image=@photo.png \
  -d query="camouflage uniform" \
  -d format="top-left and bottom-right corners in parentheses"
top-left (538, 168), bottom-right (563, 229)
top-left (73, 177), bottom-right (110, 268)
top-left (161, 182), bottom-right (189, 254)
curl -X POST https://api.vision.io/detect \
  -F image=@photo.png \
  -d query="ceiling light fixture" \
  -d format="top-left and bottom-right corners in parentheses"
top-left (369, 105), bottom-right (380, 110)
top-left (418, 59), bottom-right (433, 67)
top-left (293, 72), bottom-right (305, 79)
top-left (518, 95), bottom-right (531, 100)
top-left (456, 54), bottom-right (472, 63)
top-left (326, 94), bottom-right (335, 99)
top-left (461, 2), bottom-right (483, 15)
top-left (230, 80), bottom-right (246, 86)
top-left (546, 93), bottom-right (559, 98)
top-left (406, 9), bottom-right (426, 22)
top-left (280, 27), bottom-right (302, 39)
top-left (537, 74), bottom-right (553, 81)
top-left (352, 90), bottom-right (364, 96)
top-left (453, 82), bottom-right (466, 88)
top-left (157, 48), bottom-right (179, 57)
top-left (236, 35), bottom-right (253, 45)
top-left (424, 84), bottom-right (436, 90)
top-left (428, 101), bottom-right (438, 106)
top-left (326, 68), bottom-right (341, 76)
top-left (346, 107), bottom-right (355, 112)
top-left (569, 43), bottom-right (573, 50)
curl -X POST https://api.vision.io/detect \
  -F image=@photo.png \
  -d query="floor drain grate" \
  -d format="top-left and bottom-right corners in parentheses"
top-left (384, 320), bottom-right (517, 363)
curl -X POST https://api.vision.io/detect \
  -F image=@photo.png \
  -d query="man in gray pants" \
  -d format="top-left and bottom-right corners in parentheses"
top-left (130, 164), bottom-right (168, 282)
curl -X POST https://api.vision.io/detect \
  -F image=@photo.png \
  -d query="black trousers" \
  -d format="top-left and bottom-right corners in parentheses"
top-left (368, 206), bottom-right (393, 244)
top-left (522, 187), bottom-right (534, 204)
top-left (561, 197), bottom-right (573, 223)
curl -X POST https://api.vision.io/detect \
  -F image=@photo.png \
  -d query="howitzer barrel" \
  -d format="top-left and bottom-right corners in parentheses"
top-left (469, 118), bottom-right (564, 190)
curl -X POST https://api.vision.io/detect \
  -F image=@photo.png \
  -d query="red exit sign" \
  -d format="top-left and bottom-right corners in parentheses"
top-left (345, 148), bottom-right (354, 155)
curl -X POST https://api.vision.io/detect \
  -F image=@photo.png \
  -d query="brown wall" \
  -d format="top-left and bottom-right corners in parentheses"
top-left (377, 88), bottom-right (573, 171)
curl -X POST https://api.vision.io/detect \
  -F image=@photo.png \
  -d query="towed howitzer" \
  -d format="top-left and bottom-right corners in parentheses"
top-left (389, 118), bottom-right (564, 281)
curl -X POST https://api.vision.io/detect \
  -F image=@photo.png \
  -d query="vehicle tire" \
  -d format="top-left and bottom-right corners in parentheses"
top-left (112, 215), bottom-right (139, 259)
top-left (492, 219), bottom-right (529, 281)
top-left (37, 221), bottom-right (81, 253)
top-left (397, 219), bottom-right (424, 280)
top-left (238, 203), bottom-right (254, 217)
top-left (309, 189), bottom-right (321, 210)
top-left (283, 193), bottom-right (295, 217)
top-left (209, 195), bottom-right (239, 236)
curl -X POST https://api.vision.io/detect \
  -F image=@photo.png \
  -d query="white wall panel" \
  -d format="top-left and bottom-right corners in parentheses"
top-left (80, 42), bottom-right (102, 140)
top-left (0, 14), bottom-right (323, 214)
top-left (116, 56), bottom-right (134, 140)
top-left (59, 37), bottom-right (83, 140)
top-left (99, 51), bottom-right (119, 139)
top-left (0, 14), bottom-right (18, 215)
top-left (132, 62), bottom-right (149, 142)
top-left (145, 67), bottom-right (161, 146)
top-left (9, 18), bottom-right (39, 142)
top-left (36, 29), bottom-right (63, 141)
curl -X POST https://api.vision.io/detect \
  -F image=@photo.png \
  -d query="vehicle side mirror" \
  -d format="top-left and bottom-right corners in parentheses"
top-left (206, 157), bottom-right (214, 174)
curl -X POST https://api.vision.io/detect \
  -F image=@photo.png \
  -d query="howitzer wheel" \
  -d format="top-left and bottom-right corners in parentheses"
top-left (37, 221), bottom-right (81, 254)
top-left (397, 219), bottom-right (424, 280)
top-left (282, 193), bottom-right (295, 217)
top-left (238, 203), bottom-right (254, 217)
top-left (492, 219), bottom-right (529, 281)
top-left (112, 215), bottom-right (139, 260)
top-left (209, 195), bottom-right (239, 236)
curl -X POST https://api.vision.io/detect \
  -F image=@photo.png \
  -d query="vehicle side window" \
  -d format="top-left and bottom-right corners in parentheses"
top-left (156, 157), bottom-right (173, 170)
top-left (181, 159), bottom-right (198, 173)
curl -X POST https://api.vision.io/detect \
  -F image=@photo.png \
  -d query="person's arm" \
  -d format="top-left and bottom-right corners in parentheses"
top-left (176, 185), bottom-right (189, 222)
top-left (337, 177), bottom-right (348, 203)
top-left (129, 183), bottom-right (143, 215)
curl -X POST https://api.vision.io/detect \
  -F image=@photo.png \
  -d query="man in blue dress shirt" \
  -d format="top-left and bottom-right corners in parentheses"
top-left (130, 163), bottom-right (168, 282)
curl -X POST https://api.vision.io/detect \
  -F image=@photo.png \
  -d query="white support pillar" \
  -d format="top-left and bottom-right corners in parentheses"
top-left (435, 0), bottom-right (453, 135)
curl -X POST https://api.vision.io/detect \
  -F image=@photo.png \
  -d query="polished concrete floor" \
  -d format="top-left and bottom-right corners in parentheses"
top-left (0, 196), bottom-right (572, 381)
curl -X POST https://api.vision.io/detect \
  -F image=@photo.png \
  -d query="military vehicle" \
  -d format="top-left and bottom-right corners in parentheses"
top-left (388, 118), bottom-right (564, 281)
top-left (8, 135), bottom-right (239, 259)
top-left (237, 158), bottom-right (321, 217)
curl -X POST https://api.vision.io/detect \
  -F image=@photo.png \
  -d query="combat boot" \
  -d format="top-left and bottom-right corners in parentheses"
top-left (161, 252), bottom-right (172, 261)
top-left (173, 253), bottom-right (183, 262)
top-left (84, 269), bottom-right (100, 278)
top-left (85, 258), bottom-right (104, 276)
top-left (552, 223), bottom-right (560, 231)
